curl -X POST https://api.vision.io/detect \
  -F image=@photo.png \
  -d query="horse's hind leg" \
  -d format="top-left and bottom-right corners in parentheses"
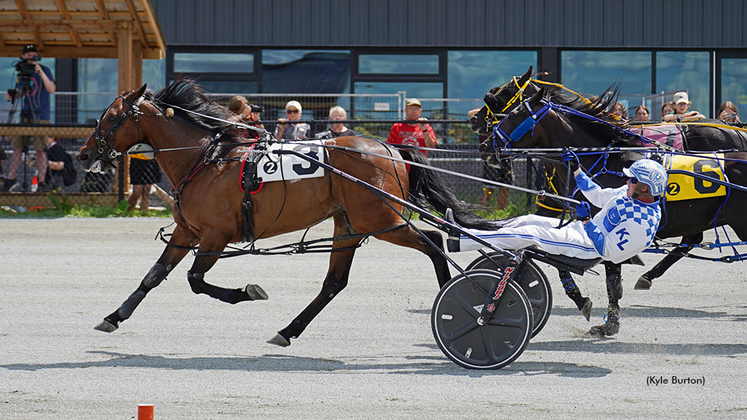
top-left (588, 262), bottom-right (623, 337)
top-left (557, 268), bottom-right (592, 320)
top-left (377, 226), bottom-right (451, 287)
top-left (635, 233), bottom-right (703, 290)
top-left (269, 214), bottom-right (362, 346)
top-left (95, 226), bottom-right (193, 332)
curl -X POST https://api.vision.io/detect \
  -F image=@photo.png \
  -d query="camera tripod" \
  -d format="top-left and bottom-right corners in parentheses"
top-left (3, 75), bottom-right (43, 192)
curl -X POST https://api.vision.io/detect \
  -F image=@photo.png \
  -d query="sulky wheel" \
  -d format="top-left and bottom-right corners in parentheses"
top-left (466, 251), bottom-right (552, 337)
top-left (431, 269), bottom-right (532, 369)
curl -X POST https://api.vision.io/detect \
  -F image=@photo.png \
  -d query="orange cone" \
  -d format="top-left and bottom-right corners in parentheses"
top-left (138, 404), bottom-right (154, 420)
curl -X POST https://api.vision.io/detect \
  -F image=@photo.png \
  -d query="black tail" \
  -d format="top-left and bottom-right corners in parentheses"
top-left (402, 148), bottom-right (501, 230)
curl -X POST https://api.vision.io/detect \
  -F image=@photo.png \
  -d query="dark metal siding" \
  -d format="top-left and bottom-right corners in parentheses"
top-left (151, 0), bottom-right (747, 48)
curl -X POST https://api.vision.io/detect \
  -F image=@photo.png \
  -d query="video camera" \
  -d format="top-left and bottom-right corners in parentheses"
top-left (8, 56), bottom-right (40, 98)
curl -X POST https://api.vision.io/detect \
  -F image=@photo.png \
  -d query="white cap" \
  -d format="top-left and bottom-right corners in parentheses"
top-left (286, 100), bottom-right (302, 112)
top-left (673, 92), bottom-right (689, 104)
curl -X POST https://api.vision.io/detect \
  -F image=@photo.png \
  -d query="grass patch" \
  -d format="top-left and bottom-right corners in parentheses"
top-left (0, 200), bottom-right (173, 218)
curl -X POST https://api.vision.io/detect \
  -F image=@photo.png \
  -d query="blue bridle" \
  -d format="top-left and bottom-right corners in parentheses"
top-left (492, 99), bottom-right (552, 149)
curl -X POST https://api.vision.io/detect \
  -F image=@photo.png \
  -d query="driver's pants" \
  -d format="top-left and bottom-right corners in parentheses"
top-left (457, 214), bottom-right (601, 260)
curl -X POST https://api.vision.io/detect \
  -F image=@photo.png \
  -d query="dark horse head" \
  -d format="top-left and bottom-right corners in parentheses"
top-left (471, 66), bottom-right (536, 137)
top-left (488, 87), bottom-right (638, 188)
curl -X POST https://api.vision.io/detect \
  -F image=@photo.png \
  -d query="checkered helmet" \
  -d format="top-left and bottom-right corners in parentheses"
top-left (623, 159), bottom-right (668, 196)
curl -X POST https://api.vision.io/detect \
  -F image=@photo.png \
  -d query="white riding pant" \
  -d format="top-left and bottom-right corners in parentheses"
top-left (458, 214), bottom-right (601, 260)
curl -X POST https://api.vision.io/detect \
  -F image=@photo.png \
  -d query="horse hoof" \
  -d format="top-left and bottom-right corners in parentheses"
top-left (267, 333), bottom-right (291, 347)
top-left (245, 284), bottom-right (269, 300)
top-left (634, 276), bottom-right (652, 290)
top-left (580, 298), bottom-right (592, 321)
top-left (586, 321), bottom-right (620, 338)
top-left (94, 319), bottom-right (118, 333)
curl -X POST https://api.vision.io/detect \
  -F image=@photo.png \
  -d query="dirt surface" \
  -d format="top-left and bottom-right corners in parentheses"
top-left (1, 218), bottom-right (746, 419)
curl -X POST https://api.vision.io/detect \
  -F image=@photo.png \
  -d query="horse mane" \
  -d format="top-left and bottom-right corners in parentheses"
top-left (547, 83), bottom-right (640, 147)
top-left (150, 78), bottom-right (233, 134)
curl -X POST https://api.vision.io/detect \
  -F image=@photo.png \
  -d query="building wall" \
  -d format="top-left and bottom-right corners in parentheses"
top-left (151, 0), bottom-right (747, 48)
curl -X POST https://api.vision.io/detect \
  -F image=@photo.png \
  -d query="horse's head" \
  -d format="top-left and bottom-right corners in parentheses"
top-left (479, 87), bottom-right (556, 166)
top-left (77, 84), bottom-right (149, 173)
top-left (472, 66), bottom-right (535, 136)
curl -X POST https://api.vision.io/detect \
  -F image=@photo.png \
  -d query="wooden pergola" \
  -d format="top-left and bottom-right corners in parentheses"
top-left (0, 1), bottom-right (167, 207)
top-left (0, 0), bottom-right (166, 94)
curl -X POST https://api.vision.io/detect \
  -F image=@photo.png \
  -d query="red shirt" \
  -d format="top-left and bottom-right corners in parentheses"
top-left (387, 123), bottom-right (436, 156)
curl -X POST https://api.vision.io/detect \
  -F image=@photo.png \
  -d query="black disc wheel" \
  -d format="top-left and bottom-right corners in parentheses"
top-left (466, 252), bottom-right (552, 337)
top-left (431, 269), bottom-right (533, 369)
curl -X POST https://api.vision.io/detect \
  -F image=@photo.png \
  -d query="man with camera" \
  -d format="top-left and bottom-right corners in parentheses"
top-left (2, 44), bottom-right (56, 192)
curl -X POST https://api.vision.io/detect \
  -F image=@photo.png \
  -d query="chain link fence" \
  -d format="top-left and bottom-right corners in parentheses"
top-left (0, 92), bottom-right (543, 212)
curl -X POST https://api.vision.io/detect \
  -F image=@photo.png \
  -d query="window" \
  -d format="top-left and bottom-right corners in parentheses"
top-left (78, 58), bottom-right (165, 123)
top-left (358, 54), bottom-right (439, 74)
top-left (262, 50), bottom-right (350, 94)
top-left (561, 51), bottom-right (652, 99)
top-left (174, 53), bottom-right (254, 73)
top-left (656, 51), bottom-right (710, 117)
top-left (447, 51), bottom-right (537, 100)
top-left (721, 57), bottom-right (747, 118)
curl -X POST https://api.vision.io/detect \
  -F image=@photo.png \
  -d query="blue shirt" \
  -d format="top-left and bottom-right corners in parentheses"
top-left (18, 64), bottom-right (55, 121)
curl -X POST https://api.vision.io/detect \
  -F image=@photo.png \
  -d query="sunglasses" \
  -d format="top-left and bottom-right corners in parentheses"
top-left (629, 177), bottom-right (638, 184)
top-left (286, 109), bottom-right (300, 114)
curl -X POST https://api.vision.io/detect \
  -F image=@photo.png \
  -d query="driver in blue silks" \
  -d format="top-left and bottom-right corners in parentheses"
top-left (446, 153), bottom-right (667, 265)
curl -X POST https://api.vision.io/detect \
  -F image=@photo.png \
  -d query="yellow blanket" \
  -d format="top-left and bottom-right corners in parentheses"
top-left (665, 153), bottom-right (726, 201)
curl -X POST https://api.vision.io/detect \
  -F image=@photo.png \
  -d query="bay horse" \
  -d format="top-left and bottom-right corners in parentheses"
top-left (485, 87), bottom-right (747, 335)
top-left (75, 80), bottom-right (496, 347)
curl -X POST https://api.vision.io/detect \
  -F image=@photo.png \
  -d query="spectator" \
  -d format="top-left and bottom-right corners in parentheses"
top-left (1, 44), bottom-right (56, 192)
top-left (315, 106), bottom-right (359, 139)
top-left (387, 98), bottom-right (437, 157)
top-left (275, 100), bottom-right (310, 140)
top-left (127, 153), bottom-right (162, 213)
top-left (610, 102), bottom-right (628, 120)
top-left (633, 105), bottom-right (651, 122)
top-left (717, 101), bottom-right (740, 124)
top-left (663, 92), bottom-right (704, 122)
top-left (661, 101), bottom-right (675, 121)
top-left (228, 95), bottom-right (248, 116)
top-left (40, 137), bottom-right (66, 192)
top-left (469, 108), bottom-right (512, 209)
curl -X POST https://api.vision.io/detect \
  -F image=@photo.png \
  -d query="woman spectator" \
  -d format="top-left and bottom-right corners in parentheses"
top-left (717, 101), bottom-right (740, 124)
top-left (633, 105), bottom-right (650, 122)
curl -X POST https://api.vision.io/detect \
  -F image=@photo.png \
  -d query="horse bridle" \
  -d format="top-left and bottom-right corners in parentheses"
top-left (93, 94), bottom-right (146, 163)
top-left (491, 98), bottom-right (552, 149)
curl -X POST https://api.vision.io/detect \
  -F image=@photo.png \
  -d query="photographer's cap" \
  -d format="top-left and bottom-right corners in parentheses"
top-left (22, 44), bottom-right (37, 54)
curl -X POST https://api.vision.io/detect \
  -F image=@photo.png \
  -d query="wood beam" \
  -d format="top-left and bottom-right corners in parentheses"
top-left (123, 0), bottom-right (148, 48)
top-left (52, 0), bottom-right (82, 48)
top-left (0, 46), bottom-right (162, 59)
top-left (13, 0), bottom-right (41, 46)
top-left (117, 21), bottom-right (133, 94)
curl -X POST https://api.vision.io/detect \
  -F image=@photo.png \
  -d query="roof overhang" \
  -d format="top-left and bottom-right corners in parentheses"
top-left (0, 0), bottom-right (166, 59)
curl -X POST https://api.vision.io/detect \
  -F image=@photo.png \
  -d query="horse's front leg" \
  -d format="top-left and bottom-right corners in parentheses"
top-left (557, 268), bottom-right (592, 320)
top-left (588, 262), bottom-right (622, 337)
top-left (635, 233), bottom-right (703, 290)
top-left (95, 225), bottom-right (194, 332)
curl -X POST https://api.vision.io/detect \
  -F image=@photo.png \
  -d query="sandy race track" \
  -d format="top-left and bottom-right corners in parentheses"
top-left (1, 217), bottom-right (746, 419)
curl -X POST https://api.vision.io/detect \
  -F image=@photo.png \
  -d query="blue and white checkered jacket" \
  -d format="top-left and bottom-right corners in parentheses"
top-left (575, 171), bottom-right (662, 263)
